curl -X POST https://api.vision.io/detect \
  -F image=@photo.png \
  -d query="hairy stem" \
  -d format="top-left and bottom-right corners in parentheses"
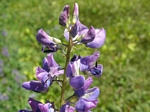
top-left (60, 34), bottom-right (72, 106)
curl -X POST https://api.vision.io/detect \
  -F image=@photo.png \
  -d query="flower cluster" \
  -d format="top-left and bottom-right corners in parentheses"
top-left (19, 3), bottom-right (106, 112)
top-left (22, 54), bottom-right (64, 93)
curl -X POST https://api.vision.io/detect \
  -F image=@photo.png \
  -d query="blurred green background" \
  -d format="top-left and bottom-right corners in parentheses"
top-left (0, 0), bottom-right (150, 111)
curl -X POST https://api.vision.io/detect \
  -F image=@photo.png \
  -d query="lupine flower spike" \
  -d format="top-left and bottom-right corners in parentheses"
top-left (19, 2), bottom-right (106, 112)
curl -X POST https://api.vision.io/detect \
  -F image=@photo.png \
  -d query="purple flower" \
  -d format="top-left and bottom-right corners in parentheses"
top-left (42, 54), bottom-right (64, 77)
top-left (69, 76), bottom-right (93, 97)
top-left (80, 52), bottom-right (103, 77)
top-left (59, 5), bottom-right (70, 26)
top-left (19, 98), bottom-right (55, 112)
top-left (60, 103), bottom-right (75, 112)
top-left (22, 66), bottom-right (51, 93)
top-left (64, 21), bottom-right (106, 49)
top-left (36, 29), bottom-right (58, 52)
top-left (22, 66), bottom-right (53, 93)
top-left (80, 52), bottom-right (100, 71)
top-left (22, 80), bottom-right (49, 93)
top-left (61, 2), bottom-right (106, 49)
top-left (75, 98), bottom-right (98, 112)
top-left (90, 64), bottom-right (103, 77)
top-left (22, 54), bottom-right (64, 93)
top-left (86, 28), bottom-right (106, 48)
top-left (75, 87), bottom-right (100, 112)
top-left (62, 3), bottom-right (102, 46)
top-left (66, 55), bottom-right (81, 78)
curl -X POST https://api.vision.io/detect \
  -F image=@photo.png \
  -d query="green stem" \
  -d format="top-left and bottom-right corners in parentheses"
top-left (60, 34), bottom-right (72, 106)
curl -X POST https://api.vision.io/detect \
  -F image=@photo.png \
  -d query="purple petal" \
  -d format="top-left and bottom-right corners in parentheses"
top-left (75, 98), bottom-right (97, 111)
top-left (49, 66), bottom-right (64, 77)
top-left (36, 67), bottom-right (47, 76)
top-left (66, 57), bottom-right (80, 78)
top-left (38, 103), bottom-right (54, 112)
top-left (70, 75), bottom-right (85, 89)
top-left (80, 52), bottom-right (100, 71)
top-left (70, 21), bottom-right (87, 37)
top-left (22, 81), bottom-right (48, 93)
top-left (28, 98), bottom-right (41, 112)
top-left (66, 62), bottom-right (73, 78)
top-left (60, 104), bottom-right (66, 112)
top-left (64, 29), bottom-right (70, 41)
top-left (64, 28), bottom-right (88, 41)
top-left (36, 68), bottom-right (49, 82)
top-left (90, 64), bottom-right (103, 77)
top-left (83, 98), bottom-right (98, 106)
top-left (47, 54), bottom-right (59, 67)
top-left (78, 28), bottom-right (88, 36)
top-left (60, 103), bottom-right (75, 112)
top-left (84, 87), bottom-right (100, 100)
top-left (79, 63), bottom-right (89, 72)
top-left (42, 54), bottom-right (58, 71)
top-left (75, 87), bottom-right (85, 97)
top-left (41, 74), bottom-right (52, 88)
top-left (36, 29), bottom-right (55, 47)
top-left (59, 5), bottom-right (70, 26)
top-left (87, 28), bottom-right (106, 48)
top-left (42, 57), bottom-right (50, 72)
top-left (35, 67), bottom-right (52, 88)
top-left (73, 3), bottom-right (79, 22)
top-left (81, 26), bottom-right (96, 44)
top-left (83, 77), bottom-right (93, 91)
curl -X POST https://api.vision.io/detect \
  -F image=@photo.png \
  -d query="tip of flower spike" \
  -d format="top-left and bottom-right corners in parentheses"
top-left (72, 3), bottom-right (79, 24)
top-left (74, 3), bottom-right (79, 16)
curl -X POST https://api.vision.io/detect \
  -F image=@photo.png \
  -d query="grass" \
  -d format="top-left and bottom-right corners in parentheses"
top-left (0, 0), bottom-right (150, 111)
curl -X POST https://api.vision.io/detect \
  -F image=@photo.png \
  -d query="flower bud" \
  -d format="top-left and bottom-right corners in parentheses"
top-left (72, 3), bottom-right (79, 24)
top-left (59, 5), bottom-right (70, 26)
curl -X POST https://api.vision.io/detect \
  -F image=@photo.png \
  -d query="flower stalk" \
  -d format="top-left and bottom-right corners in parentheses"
top-left (60, 33), bottom-right (73, 106)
